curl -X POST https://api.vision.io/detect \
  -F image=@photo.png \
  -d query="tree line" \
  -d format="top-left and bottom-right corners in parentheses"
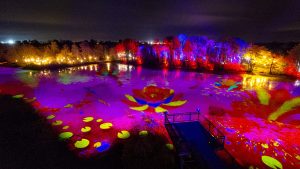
top-left (0, 36), bottom-right (300, 78)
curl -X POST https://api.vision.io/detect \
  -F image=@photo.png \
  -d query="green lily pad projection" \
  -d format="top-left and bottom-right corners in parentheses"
top-left (94, 142), bottom-right (101, 148)
top-left (25, 97), bottom-right (36, 103)
top-left (261, 143), bottom-right (269, 149)
top-left (83, 117), bottom-right (94, 122)
top-left (117, 130), bottom-right (130, 139)
top-left (12, 94), bottom-right (24, 99)
top-left (96, 118), bottom-right (103, 122)
top-left (59, 132), bottom-right (73, 140)
top-left (81, 126), bottom-right (91, 133)
top-left (52, 120), bottom-right (63, 126)
top-left (46, 115), bottom-right (55, 120)
top-left (139, 130), bottom-right (148, 136)
top-left (166, 144), bottom-right (174, 150)
top-left (74, 139), bottom-right (90, 148)
top-left (64, 104), bottom-right (73, 108)
top-left (100, 122), bottom-right (113, 129)
top-left (58, 74), bottom-right (91, 85)
top-left (261, 156), bottom-right (282, 169)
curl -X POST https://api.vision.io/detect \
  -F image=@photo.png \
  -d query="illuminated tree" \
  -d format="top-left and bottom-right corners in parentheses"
top-left (123, 39), bottom-right (138, 62)
top-left (71, 43), bottom-right (80, 60)
top-left (56, 44), bottom-right (72, 64)
top-left (115, 39), bottom-right (139, 63)
top-left (242, 45), bottom-right (269, 72)
top-left (183, 40), bottom-right (196, 68)
top-left (171, 37), bottom-right (182, 67)
top-left (115, 43), bottom-right (126, 61)
top-left (50, 41), bottom-right (59, 56)
top-left (287, 44), bottom-right (300, 71)
top-left (94, 44), bottom-right (104, 61)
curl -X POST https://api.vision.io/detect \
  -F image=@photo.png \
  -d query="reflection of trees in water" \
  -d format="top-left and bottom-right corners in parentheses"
top-left (242, 74), bottom-right (275, 90)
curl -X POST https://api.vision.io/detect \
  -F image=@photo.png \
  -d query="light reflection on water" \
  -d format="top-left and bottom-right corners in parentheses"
top-left (242, 74), bottom-right (275, 90)
top-left (21, 63), bottom-right (297, 91)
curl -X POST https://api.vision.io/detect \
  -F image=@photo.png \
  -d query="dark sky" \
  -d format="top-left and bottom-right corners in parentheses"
top-left (1, 0), bottom-right (300, 42)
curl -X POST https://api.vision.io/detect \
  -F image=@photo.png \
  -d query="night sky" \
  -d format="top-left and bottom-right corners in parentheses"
top-left (1, 0), bottom-right (300, 42)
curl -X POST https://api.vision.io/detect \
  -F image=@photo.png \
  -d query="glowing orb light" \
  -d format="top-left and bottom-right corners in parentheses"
top-left (7, 39), bottom-right (15, 45)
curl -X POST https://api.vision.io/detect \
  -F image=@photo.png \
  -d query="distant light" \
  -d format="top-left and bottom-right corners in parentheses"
top-left (7, 39), bottom-right (15, 45)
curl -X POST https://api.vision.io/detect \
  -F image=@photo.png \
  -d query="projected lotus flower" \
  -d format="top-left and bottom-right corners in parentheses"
top-left (124, 85), bottom-right (187, 113)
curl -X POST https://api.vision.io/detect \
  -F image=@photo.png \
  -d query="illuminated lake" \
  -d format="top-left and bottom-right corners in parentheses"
top-left (0, 63), bottom-right (299, 169)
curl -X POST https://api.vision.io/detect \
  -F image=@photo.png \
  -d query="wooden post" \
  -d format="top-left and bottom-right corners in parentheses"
top-left (164, 111), bottom-right (168, 124)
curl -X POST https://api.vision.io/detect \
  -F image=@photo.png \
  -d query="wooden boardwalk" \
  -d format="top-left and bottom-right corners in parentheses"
top-left (164, 111), bottom-right (242, 169)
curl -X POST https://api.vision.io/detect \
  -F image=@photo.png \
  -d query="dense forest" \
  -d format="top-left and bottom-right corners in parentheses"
top-left (0, 35), bottom-right (300, 78)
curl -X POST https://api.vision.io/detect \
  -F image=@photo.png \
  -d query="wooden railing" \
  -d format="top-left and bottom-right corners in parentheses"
top-left (164, 110), bottom-right (243, 169)
top-left (164, 111), bottom-right (200, 124)
top-left (164, 111), bottom-right (225, 148)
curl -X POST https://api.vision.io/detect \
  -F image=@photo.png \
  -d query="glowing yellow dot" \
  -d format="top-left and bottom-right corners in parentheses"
top-left (62, 126), bottom-right (69, 129)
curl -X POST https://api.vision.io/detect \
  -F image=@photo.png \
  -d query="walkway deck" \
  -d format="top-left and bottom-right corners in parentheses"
top-left (164, 111), bottom-right (242, 169)
top-left (172, 121), bottom-right (227, 169)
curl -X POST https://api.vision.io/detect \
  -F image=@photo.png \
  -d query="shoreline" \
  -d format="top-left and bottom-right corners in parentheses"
top-left (0, 61), bottom-right (296, 80)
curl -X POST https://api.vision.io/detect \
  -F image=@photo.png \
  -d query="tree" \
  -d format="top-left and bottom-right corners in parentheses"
top-left (243, 45), bottom-right (269, 72)
top-left (94, 44), bottom-right (104, 61)
top-left (287, 43), bottom-right (300, 71)
top-left (71, 43), bottom-right (80, 61)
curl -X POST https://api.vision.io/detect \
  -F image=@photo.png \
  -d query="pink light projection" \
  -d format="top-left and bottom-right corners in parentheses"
top-left (0, 64), bottom-right (300, 169)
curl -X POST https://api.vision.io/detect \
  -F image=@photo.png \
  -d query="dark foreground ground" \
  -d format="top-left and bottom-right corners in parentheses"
top-left (0, 95), bottom-right (177, 169)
